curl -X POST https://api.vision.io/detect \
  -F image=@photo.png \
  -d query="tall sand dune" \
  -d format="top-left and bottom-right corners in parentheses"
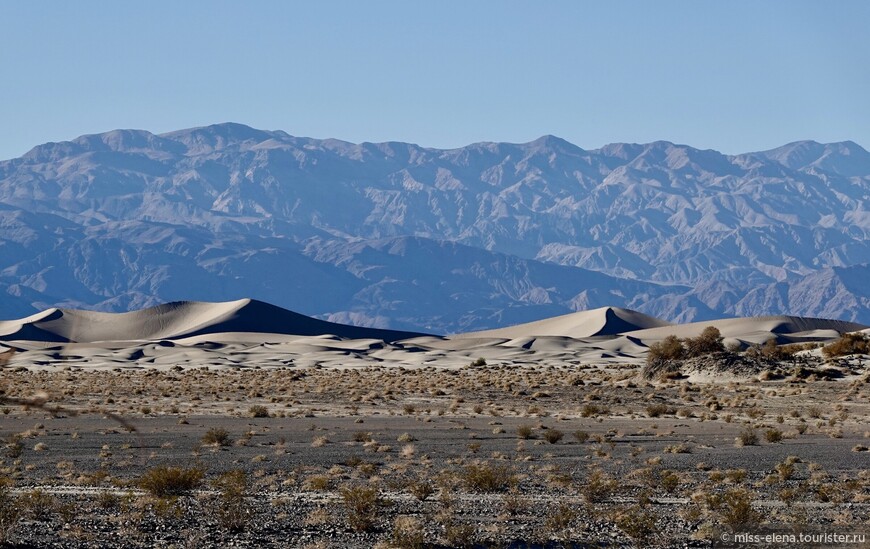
top-left (0, 299), bottom-right (425, 343)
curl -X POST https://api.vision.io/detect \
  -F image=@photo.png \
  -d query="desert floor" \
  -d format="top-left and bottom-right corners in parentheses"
top-left (1, 364), bottom-right (869, 548)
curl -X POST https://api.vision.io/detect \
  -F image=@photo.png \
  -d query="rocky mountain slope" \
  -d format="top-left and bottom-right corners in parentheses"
top-left (1, 123), bottom-right (868, 331)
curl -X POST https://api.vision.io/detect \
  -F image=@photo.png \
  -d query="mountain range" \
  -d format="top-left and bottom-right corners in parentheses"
top-left (1, 123), bottom-right (868, 332)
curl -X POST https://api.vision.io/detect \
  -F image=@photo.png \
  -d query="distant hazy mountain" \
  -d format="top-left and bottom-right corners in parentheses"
top-left (1, 123), bottom-right (868, 331)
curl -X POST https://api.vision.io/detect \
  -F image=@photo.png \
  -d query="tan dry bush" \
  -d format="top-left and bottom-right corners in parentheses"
top-left (461, 462), bottom-right (517, 493)
top-left (212, 469), bottom-right (249, 532)
top-left (615, 505), bottom-right (657, 544)
top-left (340, 484), bottom-right (389, 533)
top-left (391, 516), bottom-right (425, 549)
top-left (823, 332), bottom-right (870, 358)
top-left (138, 466), bottom-right (204, 498)
top-left (718, 488), bottom-right (761, 528)
top-left (582, 467), bottom-right (617, 503)
top-left (516, 425), bottom-right (534, 439)
top-left (202, 427), bottom-right (231, 446)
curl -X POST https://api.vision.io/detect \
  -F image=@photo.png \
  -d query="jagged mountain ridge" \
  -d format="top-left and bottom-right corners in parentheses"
top-left (1, 123), bottom-right (868, 331)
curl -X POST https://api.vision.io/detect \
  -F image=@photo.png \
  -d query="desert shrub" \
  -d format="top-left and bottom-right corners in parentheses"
top-left (0, 479), bottom-right (21, 544)
top-left (462, 462), bottom-right (516, 493)
top-left (340, 484), bottom-right (389, 532)
top-left (645, 403), bottom-right (671, 417)
top-left (581, 403), bottom-right (606, 417)
top-left (213, 470), bottom-right (248, 531)
top-left (775, 460), bottom-right (794, 481)
top-left (659, 470), bottom-right (681, 493)
top-left (582, 468), bottom-right (617, 503)
top-left (408, 481), bottom-right (435, 502)
top-left (20, 489), bottom-right (56, 521)
top-left (470, 357), bottom-right (487, 367)
top-left (823, 332), bottom-right (870, 358)
top-left (443, 520), bottom-right (476, 547)
top-left (502, 489), bottom-right (529, 516)
top-left (3, 436), bottom-right (23, 459)
top-left (202, 427), bottom-right (231, 446)
top-left (544, 502), bottom-right (578, 536)
top-left (764, 428), bottom-right (783, 443)
top-left (543, 429), bottom-right (564, 444)
top-left (305, 475), bottom-right (331, 491)
top-left (573, 430), bottom-right (589, 443)
top-left (615, 506), bottom-right (657, 543)
top-left (249, 405), bottom-right (269, 418)
top-left (643, 335), bottom-right (685, 378)
top-left (397, 432), bottom-right (416, 443)
top-left (719, 488), bottom-right (761, 528)
top-left (352, 431), bottom-right (373, 443)
top-left (736, 428), bottom-right (758, 447)
top-left (684, 326), bottom-right (725, 357)
top-left (726, 469), bottom-right (747, 484)
top-left (392, 516), bottom-right (425, 549)
top-left (138, 465), bottom-right (204, 497)
top-left (516, 425), bottom-right (534, 439)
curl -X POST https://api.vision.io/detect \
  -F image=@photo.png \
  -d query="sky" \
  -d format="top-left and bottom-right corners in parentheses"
top-left (1, 1), bottom-right (868, 160)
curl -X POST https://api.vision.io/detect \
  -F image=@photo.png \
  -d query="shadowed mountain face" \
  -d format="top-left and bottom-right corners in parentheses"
top-left (1, 123), bottom-right (868, 331)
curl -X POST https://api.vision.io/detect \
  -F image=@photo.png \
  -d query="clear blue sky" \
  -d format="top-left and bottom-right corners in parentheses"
top-left (1, 1), bottom-right (868, 160)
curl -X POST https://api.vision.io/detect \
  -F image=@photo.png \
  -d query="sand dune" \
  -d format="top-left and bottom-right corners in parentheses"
top-left (0, 299), bottom-right (425, 344)
top-left (456, 306), bottom-right (672, 339)
top-left (1, 300), bottom-right (866, 373)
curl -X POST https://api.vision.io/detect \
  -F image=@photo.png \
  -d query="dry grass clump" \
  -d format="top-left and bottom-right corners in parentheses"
top-left (138, 465), bottom-right (204, 497)
top-left (0, 479), bottom-right (22, 543)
